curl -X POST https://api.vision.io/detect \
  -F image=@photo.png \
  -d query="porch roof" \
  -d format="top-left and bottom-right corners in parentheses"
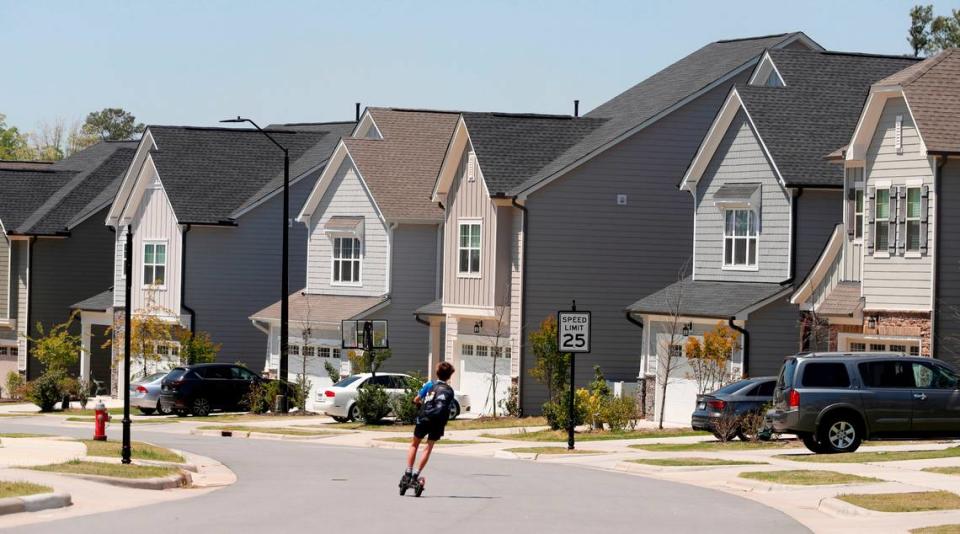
top-left (817, 281), bottom-right (863, 317)
top-left (414, 299), bottom-right (443, 317)
top-left (249, 292), bottom-right (387, 325)
top-left (626, 278), bottom-right (791, 319)
top-left (71, 289), bottom-right (113, 312)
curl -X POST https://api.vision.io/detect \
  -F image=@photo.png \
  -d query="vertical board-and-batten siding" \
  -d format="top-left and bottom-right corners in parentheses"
top-left (15, 241), bottom-right (28, 369)
top-left (130, 175), bottom-right (182, 315)
top-left (861, 97), bottom-right (935, 312)
top-left (442, 143), bottom-right (500, 310)
top-left (368, 224), bottom-right (442, 375)
top-left (694, 110), bottom-right (791, 282)
top-left (29, 208), bottom-right (116, 378)
top-left (305, 160), bottom-right (387, 297)
top-left (521, 76), bottom-right (747, 413)
top-left (186, 170), bottom-right (313, 370)
top-left (935, 158), bottom-right (960, 366)
top-left (112, 226), bottom-right (126, 307)
top-left (0, 235), bottom-right (8, 320)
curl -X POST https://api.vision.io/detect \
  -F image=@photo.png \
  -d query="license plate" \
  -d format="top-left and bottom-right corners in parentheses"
top-left (697, 402), bottom-right (705, 410)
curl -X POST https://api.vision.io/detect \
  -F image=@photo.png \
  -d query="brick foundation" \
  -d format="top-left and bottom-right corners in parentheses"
top-left (802, 310), bottom-right (932, 355)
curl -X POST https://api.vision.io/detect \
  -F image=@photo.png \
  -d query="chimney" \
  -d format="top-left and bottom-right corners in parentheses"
top-left (355, 103), bottom-right (361, 122)
top-left (574, 100), bottom-right (580, 118)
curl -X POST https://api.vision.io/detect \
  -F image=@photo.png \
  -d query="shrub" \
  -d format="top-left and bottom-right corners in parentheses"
top-left (602, 396), bottom-right (638, 432)
top-left (293, 373), bottom-right (312, 412)
top-left (26, 371), bottom-right (65, 412)
top-left (178, 330), bottom-right (220, 365)
top-left (500, 383), bottom-right (521, 417)
top-left (59, 376), bottom-right (79, 410)
top-left (76, 379), bottom-right (91, 409)
top-left (355, 383), bottom-right (391, 424)
top-left (323, 361), bottom-right (341, 384)
top-left (5, 371), bottom-right (24, 400)
top-left (243, 380), bottom-right (281, 414)
top-left (543, 388), bottom-right (589, 430)
top-left (391, 374), bottom-right (425, 425)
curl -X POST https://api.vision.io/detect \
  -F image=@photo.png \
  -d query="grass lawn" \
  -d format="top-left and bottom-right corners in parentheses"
top-left (0, 481), bottom-right (53, 498)
top-left (739, 470), bottom-right (881, 486)
top-left (627, 457), bottom-right (767, 467)
top-left (66, 416), bottom-right (175, 424)
top-left (838, 491), bottom-right (960, 513)
top-left (779, 446), bottom-right (960, 464)
top-left (82, 440), bottom-right (184, 463)
top-left (30, 460), bottom-right (179, 479)
top-left (505, 446), bottom-right (606, 455)
top-left (0, 433), bottom-right (49, 438)
top-left (376, 437), bottom-right (489, 445)
top-left (200, 413), bottom-right (327, 423)
top-left (483, 428), bottom-right (709, 442)
top-left (923, 466), bottom-right (960, 476)
top-left (912, 525), bottom-right (960, 533)
top-left (331, 416), bottom-right (550, 433)
top-left (197, 425), bottom-right (338, 437)
top-left (62, 407), bottom-right (127, 416)
top-left (630, 440), bottom-right (799, 452)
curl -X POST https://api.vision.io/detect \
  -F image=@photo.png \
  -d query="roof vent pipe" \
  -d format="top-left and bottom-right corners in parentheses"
top-left (355, 103), bottom-right (361, 122)
top-left (574, 100), bottom-right (580, 118)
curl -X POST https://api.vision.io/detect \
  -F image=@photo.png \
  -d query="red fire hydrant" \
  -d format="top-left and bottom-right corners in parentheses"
top-left (93, 401), bottom-right (110, 441)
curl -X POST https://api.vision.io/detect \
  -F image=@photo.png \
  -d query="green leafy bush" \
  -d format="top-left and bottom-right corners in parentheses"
top-left (391, 374), bottom-right (426, 424)
top-left (26, 371), bottom-right (65, 412)
top-left (293, 373), bottom-right (312, 412)
top-left (243, 380), bottom-right (281, 414)
top-left (543, 388), bottom-right (588, 430)
top-left (500, 383), bottom-right (521, 417)
top-left (602, 395), bottom-right (638, 432)
top-left (5, 371), bottom-right (24, 400)
top-left (356, 383), bottom-right (391, 424)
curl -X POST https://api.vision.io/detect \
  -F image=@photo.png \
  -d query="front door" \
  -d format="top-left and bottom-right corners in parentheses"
top-left (911, 361), bottom-right (960, 435)
top-left (89, 325), bottom-right (112, 395)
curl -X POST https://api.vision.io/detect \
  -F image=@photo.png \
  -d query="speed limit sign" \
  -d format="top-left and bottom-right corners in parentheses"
top-left (558, 309), bottom-right (591, 353)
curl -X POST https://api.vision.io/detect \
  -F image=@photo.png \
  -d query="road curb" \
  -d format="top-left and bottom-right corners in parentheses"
top-left (189, 429), bottom-right (337, 441)
top-left (0, 492), bottom-right (72, 516)
top-left (614, 461), bottom-right (759, 473)
top-left (66, 470), bottom-right (191, 490)
top-left (726, 477), bottom-right (824, 493)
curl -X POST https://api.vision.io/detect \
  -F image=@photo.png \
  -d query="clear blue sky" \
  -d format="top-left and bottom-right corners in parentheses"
top-left (2, 0), bottom-right (951, 131)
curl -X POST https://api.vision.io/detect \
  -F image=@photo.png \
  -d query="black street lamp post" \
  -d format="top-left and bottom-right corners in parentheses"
top-left (221, 116), bottom-right (289, 411)
top-left (122, 226), bottom-right (133, 464)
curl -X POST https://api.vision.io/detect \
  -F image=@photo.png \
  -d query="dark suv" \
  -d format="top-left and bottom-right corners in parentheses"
top-left (768, 352), bottom-right (960, 453)
top-left (160, 363), bottom-right (285, 416)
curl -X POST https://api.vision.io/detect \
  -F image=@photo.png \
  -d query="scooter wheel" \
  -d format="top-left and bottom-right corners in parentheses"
top-left (399, 485), bottom-right (407, 496)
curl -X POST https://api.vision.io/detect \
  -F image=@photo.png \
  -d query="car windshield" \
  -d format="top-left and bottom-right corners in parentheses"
top-left (334, 376), bottom-right (362, 388)
top-left (714, 380), bottom-right (752, 395)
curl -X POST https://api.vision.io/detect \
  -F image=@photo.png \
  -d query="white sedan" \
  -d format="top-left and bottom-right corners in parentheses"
top-left (318, 373), bottom-right (470, 422)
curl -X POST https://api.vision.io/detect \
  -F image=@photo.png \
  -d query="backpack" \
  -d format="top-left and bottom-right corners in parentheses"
top-left (419, 382), bottom-right (454, 422)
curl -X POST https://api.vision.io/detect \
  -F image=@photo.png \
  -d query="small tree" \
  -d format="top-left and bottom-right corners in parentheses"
top-left (529, 315), bottom-right (569, 403)
top-left (348, 348), bottom-right (391, 375)
top-left (487, 302), bottom-right (510, 418)
top-left (28, 312), bottom-right (82, 375)
top-left (178, 330), bottom-right (220, 365)
top-left (684, 321), bottom-right (740, 395)
top-left (655, 259), bottom-right (692, 429)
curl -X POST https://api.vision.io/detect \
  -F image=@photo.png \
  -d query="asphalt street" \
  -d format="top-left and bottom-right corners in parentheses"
top-left (2, 421), bottom-right (809, 534)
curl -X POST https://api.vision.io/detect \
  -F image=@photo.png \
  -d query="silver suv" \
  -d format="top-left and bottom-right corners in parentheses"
top-left (768, 352), bottom-right (960, 453)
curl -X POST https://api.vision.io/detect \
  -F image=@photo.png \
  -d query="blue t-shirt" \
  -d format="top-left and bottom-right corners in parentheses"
top-left (418, 380), bottom-right (450, 399)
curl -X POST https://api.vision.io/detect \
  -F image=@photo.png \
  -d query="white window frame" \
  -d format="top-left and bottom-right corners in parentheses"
top-left (905, 185), bottom-right (922, 255)
top-left (319, 347), bottom-right (331, 358)
top-left (332, 348), bottom-right (341, 359)
top-left (303, 346), bottom-right (316, 358)
top-left (461, 343), bottom-right (474, 357)
top-left (457, 220), bottom-right (482, 277)
top-left (874, 188), bottom-right (891, 256)
top-left (331, 236), bottom-right (362, 286)
top-left (839, 333), bottom-right (921, 356)
top-left (854, 188), bottom-right (865, 240)
top-left (722, 208), bottom-right (759, 270)
top-left (142, 241), bottom-right (167, 289)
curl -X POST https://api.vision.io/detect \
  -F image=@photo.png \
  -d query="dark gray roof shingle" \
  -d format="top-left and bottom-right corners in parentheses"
top-left (626, 278), bottom-right (790, 318)
top-left (71, 289), bottom-right (114, 312)
top-left (738, 50), bottom-right (919, 187)
top-left (0, 169), bottom-right (75, 233)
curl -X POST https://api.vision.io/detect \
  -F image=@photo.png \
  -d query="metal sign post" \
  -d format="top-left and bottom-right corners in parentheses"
top-left (557, 300), bottom-right (591, 450)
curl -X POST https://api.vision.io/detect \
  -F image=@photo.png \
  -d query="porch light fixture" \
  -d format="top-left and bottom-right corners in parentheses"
top-left (682, 322), bottom-right (693, 337)
top-left (474, 321), bottom-right (483, 334)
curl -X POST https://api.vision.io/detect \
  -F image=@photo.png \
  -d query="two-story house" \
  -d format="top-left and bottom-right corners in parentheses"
top-left (83, 122), bottom-right (351, 392)
top-left (793, 49), bottom-right (958, 364)
top-left (0, 142), bottom-right (136, 387)
top-left (251, 108), bottom-right (456, 411)
top-left (627, 49), bottom-right (917, 425)
top-left (429, 33), bottom-right (825, 415)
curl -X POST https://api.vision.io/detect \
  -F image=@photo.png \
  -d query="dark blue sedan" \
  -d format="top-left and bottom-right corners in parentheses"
top-left (691, 377), bottom-right (776, 441)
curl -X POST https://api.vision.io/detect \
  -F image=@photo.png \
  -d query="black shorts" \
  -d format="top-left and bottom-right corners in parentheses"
top-left (413, 418), bottom-right (446, 441)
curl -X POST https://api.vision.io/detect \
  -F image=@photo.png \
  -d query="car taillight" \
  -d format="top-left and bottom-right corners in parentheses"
top-left (788, 389), bottom-right (800, 408)
top-left (324, 390), bottom-right (335, 398)
top-left (136, 386), bottom-right (147, 393)
top-left (707, 399), bottom-right (726, 411)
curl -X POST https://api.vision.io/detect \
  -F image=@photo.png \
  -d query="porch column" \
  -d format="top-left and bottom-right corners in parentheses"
top-left (80, 315), bottom-right (92, 383)
top-left (427, 318), bottom-right (441, 376)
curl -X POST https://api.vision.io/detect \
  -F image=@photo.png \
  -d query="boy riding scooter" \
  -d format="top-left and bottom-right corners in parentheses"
top-left (400, 361), bottom-right (456, 496)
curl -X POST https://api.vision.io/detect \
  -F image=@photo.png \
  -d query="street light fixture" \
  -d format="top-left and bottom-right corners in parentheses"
top-left (220, 116), bottom-right (290, 411)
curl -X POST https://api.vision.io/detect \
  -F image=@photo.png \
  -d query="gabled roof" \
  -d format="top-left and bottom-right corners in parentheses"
top-left (873, 48), bottom-right (960, 154)
top-left (683, 50), bottom-right (919, 189)
top-left (250, 292), bottom-right (386, 324)
top-left (507, 32), bottom-right (820, 196)
top-left (142, 123), bottom-right (352, 225)
top-left (0, 141), bottom-right (136, 235)
top-left (626, 277), bottom-right (791, 320)
top-left (341, 108), bottom-right (457, 221)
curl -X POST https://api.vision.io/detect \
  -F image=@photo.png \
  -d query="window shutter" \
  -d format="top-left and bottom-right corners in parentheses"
top-left (846, 186), bottom-right (856, 238)
top-left (897, 186), bottom-right (907, 255)
top-left (866, 187), bottom-right (875, 254)
top-left (467, 153), bottom-right (476, 182)
top-left (920, 184), bottom-right (930, 253)
top-left (888, 188), bottom-right (898, 254)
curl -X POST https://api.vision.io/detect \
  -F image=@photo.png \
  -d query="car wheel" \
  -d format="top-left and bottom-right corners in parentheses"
top-left (818, 414), bottom-right (862, 454)
top-left (192, 397), bottom-right (212, 417)
top-left (138, 407), bottom-right (156, 415)
top-left (448, 400), bottom-right (461, 420)
top-left (348, 403), bottom-right (361, 422)
top-left (800, 433), bottom-right (826, 453)
top-left (156, 400), bottom-right (172, 416)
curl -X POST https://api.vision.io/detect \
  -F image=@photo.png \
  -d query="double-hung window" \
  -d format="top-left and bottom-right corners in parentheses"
top-left (906, 187), bottom-right (922, 252)
top-left (332, 237), bottom-right (361, 284)
top-left (143, 242), bottom-right (166, 286)
top-left (723, 209), bottom-right (757, 268)
top-left (875, 189), bottom-right (890, 252)
top-left (854, 189), bottom-right (864, 239)
top-left (458, 222), bottom-right (481, 275)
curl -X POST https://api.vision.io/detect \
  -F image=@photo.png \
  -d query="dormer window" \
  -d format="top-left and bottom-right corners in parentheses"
top-left (723, 209), bottom-right (758, 269)
top-left (332, 237), bottom-right (362, 285)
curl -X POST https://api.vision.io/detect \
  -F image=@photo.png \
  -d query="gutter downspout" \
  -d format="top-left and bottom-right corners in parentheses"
top-left (729, 317), bottom-right (749, 378)
top-left (511, 197), bottom-right (528, 414)
top-left (625, 310), bottom-right (646, 418)
top-left (788, 187), bottom-right (803, 284)
top-left (24, 237), bottom-right (35, 379)
top-left (181, 224), bottom-right (195, 333)
top-left (933, 155), bottom-right (948, 356)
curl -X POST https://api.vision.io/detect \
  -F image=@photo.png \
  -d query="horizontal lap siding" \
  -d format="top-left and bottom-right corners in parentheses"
top-left (29, 210), bottom-right (115, 378)
top-left (14, 242), bottom-right (28, 370)
top-left (795, 190), bottom-right (843, 281)
top-left (368, 224), bottom-right (441, 376)
top-left (747, 297), bottom-right (801, 376)
top-left (520, 80), bottom-right (740, 414)
top-left (305, 161), bottom-right (387, 297)
top-left (694, 111), bottom-right (790, 283)
top-left (862, 97), bottom-right (935, 311)
top-left (186, 175), bottom-right (312, 370)
top-left (936, 158), bottom-right (960, 365)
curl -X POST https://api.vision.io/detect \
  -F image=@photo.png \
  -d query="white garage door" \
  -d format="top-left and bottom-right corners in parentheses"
top-left (459, 353), bottom-right (511, 416)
